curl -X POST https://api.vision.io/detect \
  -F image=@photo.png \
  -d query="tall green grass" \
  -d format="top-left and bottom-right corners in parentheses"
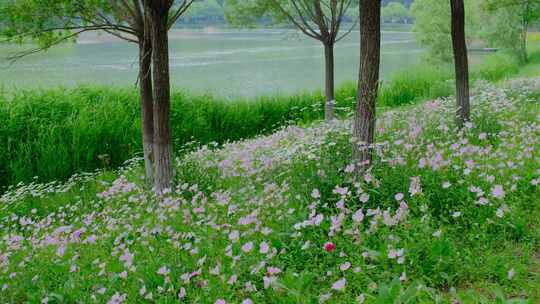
top-left (0, 48), bottom-right (534, 190)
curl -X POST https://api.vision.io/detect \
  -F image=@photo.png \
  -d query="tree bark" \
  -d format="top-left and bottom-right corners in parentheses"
top-left (519, 3), bottom-right (529, 64)
top-left (324, 42), bottom-right (336, 121)
top-left (352, 0), bottom-right (381, 171)
top-left (148, 0), bottom-right (174, 194)
top-left (450, 0), bottom-right (470, 128)
top-left (138, 34), bottom-right (155, 185)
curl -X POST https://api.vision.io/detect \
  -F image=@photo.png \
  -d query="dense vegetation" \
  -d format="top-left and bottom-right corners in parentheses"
top-left (1, 48), bottom-right (537, 192)
top-left (1, 76), bottom-right (538, 303)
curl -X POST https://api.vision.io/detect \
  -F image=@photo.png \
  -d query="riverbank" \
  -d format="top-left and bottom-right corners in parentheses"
top-left (0, 48), bottom-right (538, 191)
top-left (1, 76), bottom-right (539, 303)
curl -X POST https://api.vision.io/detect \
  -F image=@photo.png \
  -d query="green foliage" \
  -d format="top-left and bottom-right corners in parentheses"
top-left (474, 53), bottom-right (520, 81)
top-left (0, 86), bottom-right (330, 190)
top-left (481, 0), bottom-right (540, 62)
top-left (224, 0), bottom-right (358, 28)
top-left (3, 76), bottom-right (539, 303)
top-left (411, 0), bottom-right (480, 62)
top-left (379, 66), bottom-right (454, 107)
top-left (0, 0), bottom-right (114, 48)
top-left (382, 2), bottom-right (413, 24)
top-left (177, 0), bottom-right (226, 25)
top-left (1, 47), bottom-right (534, 191)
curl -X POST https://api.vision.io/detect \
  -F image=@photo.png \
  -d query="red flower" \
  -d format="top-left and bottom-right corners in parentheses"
top-left (324, 242), bottom-right (336, 252)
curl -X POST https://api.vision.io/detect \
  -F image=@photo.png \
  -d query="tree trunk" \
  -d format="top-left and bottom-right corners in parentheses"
top-left (324, 42), bottom-right (336, 121)
top-left (138, 36), bottom-right (154, 185)
top-left (450, 0), bottom-right (470, 128)
top-left (148, 0), bottom-right (173, 194)
top-left (520, 6), bottom-right (529, 64)
top-left (352, 0), bottom-right (381, 171)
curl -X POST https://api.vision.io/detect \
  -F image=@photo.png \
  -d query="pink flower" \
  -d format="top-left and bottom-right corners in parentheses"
top-left (359, 193), bottom-right (369, 203)
top-left (395, 193), bottom-right (404, 201)
top-left (331, 278), bottom-right (346, 291)
top-left (267, 267), bottom-right (282, 275)
top-left (324, 242), bottom-right (336, 253)
top-left (340, 262), bottom-right (351, 271)
top-left (408, 176), bottom-right (422, 196)
top-left (215, 299), bottom-right (226, 304)
top-left (178, 287), bottom-right (186, 299)
top-left (157, 266), bottom-right (169, 276)
top-left (333, 186), bottom-right (349, 196)
top-left (491, 185), bottom-right (505, 199)
top-left (352, 209), bottom-right (364, 223)
top-left (344, 164), bottom-right (355, 173)
top-left (259, 241), bottom-right (270, 254)
top-left (241, 242), bottom-right (253, 253)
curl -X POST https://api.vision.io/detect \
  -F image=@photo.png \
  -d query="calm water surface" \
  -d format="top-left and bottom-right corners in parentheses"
top-left (0, 29), bottom-right (423, 98)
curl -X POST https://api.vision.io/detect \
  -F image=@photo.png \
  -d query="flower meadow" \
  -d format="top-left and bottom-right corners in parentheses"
top-left (1, 78), bottom-right (539, 303)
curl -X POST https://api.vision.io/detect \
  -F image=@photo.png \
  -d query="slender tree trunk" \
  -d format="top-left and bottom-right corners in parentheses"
top-left (450, 0), bottom-right (470, 128)
top-left (324, 42), bottom-right (336, 121)
top-left (138, 36), bottom-right (155, 185)
top-left (148, 0), bottom-right (173, 193)
top-left (352, 0), bottom-right (381, 171)
top-left (520, 7), bottom-right (529, 63)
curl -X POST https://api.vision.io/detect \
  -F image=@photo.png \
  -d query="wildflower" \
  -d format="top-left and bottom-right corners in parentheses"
top-left (215, 299), bottom-right (226, 304)
top-left (267, 267), bottom-right (282, 275)
top-left (107, 293), bottom-right (126, 304)
top-left (324, 242), bottom-right (336, 253)
top-left (228, 230), bottom-right (240, 242)
top-left (409, 176), bottom-right (422, 196)
top-left (400, 272), bottom-right (407, 281)
top-left (241, 242), bottom-right (254, 253)
top-left (352, 209), bottom-right (364, 223)
top-left (259, 242), bottom-right (270, 254)
top-left (333, 186), bottom-right (349, 196)
top-left (340, 262), bottom-right (351, 271)
top-left (491, 185), bottom-right (505, 199)
top-left (479, 132), bottom-right (487, 140)
top-left (344, 164), bottom-right (355, 173)
top-left (395, 193), bottom-right (404, 201)
top-left (442, 181), bottom-right (451, 189)
top-left (263, 276), bottom-right (277, 289)
top-left (157, 266), bottom-right (170, 276)
top-left (359, 193), bottom-right (369, 203)
top-left (311, 189), bottom-right (321, 199)
top-left (178, 287), bottom-right (186, 299)
top-left (242, 299), bottom-right (254, 304)
top-left (319, 293), bottom-right (332, 303)
top-left (331, 278), bottom-right (346, 291)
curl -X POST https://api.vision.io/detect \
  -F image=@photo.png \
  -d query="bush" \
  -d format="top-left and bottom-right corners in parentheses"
top-left (474, 53), bottom-right (520, 81)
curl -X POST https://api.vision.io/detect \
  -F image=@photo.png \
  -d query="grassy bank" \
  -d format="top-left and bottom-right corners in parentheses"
top-left (1, 45), bottom-right (537, 190)
top-left (1, 77), bottom-right (538, 303)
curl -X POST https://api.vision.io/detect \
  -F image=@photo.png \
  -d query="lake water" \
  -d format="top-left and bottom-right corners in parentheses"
top-left (0, 29), bottom-right (423, 98)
